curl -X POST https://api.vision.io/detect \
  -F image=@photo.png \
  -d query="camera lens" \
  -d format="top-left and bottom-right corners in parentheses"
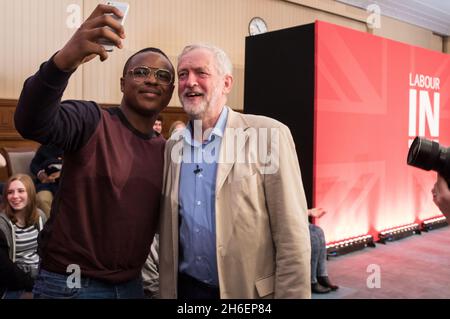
top-left (407, 137), bottom-right (440, 171)
top-left (407, 137), bottom-right (420, 166)
top-left (407, 136), bottom-right (450, 187)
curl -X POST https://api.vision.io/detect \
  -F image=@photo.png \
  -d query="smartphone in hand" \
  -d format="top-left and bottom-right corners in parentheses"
top-left (99, 1), bottom-right (129, 52)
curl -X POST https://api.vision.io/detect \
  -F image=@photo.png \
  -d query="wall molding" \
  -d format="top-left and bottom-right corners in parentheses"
top-left (0, 99), bottom-right (189, 143)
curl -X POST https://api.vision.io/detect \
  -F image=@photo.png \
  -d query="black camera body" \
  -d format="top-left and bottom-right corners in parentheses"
top-left (44, 162), bottom-right (62, 176)
top-left (45, 166), bottom-right (60, 176)
top-left (407, 136), bottom-right (450, 187)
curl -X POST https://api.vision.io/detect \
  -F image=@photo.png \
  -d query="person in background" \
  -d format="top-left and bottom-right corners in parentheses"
top-left (14, 4), bottom-right (174, 298)
top-left (159, 43), bottom-right (311, 299)
top-left (0, 154), bottom-right (6, 199)
top-left (0, 174), bottom-right (47, 299)
top-left (0, 153), bottom-right (6, 168)
top-left (153, 115), bottom-right (164, 135)
top-left (308, 208), bottom-right (339, 294)
top-left (432, 174), bottom-right (450, 218)
top-left (30, 144), bottom-right (64, 217)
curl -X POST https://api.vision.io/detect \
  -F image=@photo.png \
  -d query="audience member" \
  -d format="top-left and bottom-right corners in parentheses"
top-left (0, 154), bottom-right (7, 199)
top-left (14, 4), bottom-right (174, 298)
top-left (29, 144), bottom-right (63, 217)
top-left (153, 115), bottom-right (164, 135)
top-left (0, 174), bottom-right (47, 299)
top-left (0, 153), bottom-right (6, 168)
top-left (308, 208), bottom-right (339, 294)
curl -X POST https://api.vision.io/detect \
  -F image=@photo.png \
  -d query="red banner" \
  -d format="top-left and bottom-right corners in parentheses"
top-left (314, 21), bottom-right (450, 242)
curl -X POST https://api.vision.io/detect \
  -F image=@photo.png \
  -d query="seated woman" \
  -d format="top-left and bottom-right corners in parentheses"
top-left (0, 174), bottom-right (47, 299)
top-left (308, 208), bottom-right (339, 294)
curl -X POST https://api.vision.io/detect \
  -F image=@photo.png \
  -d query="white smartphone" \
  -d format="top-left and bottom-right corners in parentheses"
top-left (99, 1), bottom-right (129, 52)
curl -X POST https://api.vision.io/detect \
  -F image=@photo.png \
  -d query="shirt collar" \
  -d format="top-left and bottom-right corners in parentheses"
top-left (184, 106), bottom-right (229, 147)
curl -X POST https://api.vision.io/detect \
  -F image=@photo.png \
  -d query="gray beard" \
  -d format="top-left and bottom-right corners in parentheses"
top-left (182, 85), bottom-right (223, 120)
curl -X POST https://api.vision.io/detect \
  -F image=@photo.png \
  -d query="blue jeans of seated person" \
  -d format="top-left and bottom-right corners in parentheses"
top-left (2, 265), bottom-right (38, 299)
top-left (3, 289), bottom-right (25, 299)
top-left (33, 269), bottom-right (144, 299)
top-left (309, 223), bottom-right (328, 284)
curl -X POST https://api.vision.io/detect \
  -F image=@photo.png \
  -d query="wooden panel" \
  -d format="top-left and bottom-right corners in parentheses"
top-left (0, 99), bottom-right (39, 182)
top-left (158, 107), bottom-right (189, 139)
top-left (0, 100), bottom-right (16, 138)
top-left (0, 98), bottom-right (188, 179)
top-left (0, 99), bottom-right (39, 147)
top-left (100, 103), bottom-right (189, 139)
top-left (0, 98), bottom-right (188, 142)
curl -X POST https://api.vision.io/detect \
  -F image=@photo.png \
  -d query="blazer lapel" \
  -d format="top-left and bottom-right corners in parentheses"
top-left (167, 137), bottom-right (183, 277)
top-left (215, 109), bottom-right (250, 194)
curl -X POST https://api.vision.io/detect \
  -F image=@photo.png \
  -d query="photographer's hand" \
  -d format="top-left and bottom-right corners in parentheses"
top-left (54, 4), bottom-right (125, 71)
top-left (48, 171), bottom-right (61, 182)
top-left (432, 174), bottom-right (450, 218)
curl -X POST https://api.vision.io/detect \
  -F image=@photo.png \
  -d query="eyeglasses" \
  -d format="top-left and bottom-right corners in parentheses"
top-left (128, 66), bottom-right (173, 85)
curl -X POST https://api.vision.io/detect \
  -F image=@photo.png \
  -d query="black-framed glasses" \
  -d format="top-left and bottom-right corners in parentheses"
top-left (128, 66), bottom-right (173, 85)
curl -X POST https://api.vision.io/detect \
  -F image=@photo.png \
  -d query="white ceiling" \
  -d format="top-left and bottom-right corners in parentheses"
top-left (336, 0), bottom-right (450, 36)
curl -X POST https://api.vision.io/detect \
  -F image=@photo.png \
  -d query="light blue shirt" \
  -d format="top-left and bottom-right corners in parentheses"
top-left (178, 106), bottom-right (228, 287)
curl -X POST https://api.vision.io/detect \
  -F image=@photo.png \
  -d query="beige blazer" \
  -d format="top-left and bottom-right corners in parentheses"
top-left (159, 107), bottom-right (311, 299)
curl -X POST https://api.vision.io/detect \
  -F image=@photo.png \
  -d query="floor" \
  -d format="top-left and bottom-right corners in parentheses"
top-left (312, 225), bottom-right (450, 299)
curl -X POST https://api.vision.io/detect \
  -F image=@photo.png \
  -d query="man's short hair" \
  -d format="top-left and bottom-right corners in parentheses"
top-left (178, 43), bottom-right (233, 76)
top-left (123, 48), bottom-right (173, 77)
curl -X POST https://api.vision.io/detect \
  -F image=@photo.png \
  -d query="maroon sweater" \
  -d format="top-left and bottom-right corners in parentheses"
top-left (15, 57), bottom-right (165, 283)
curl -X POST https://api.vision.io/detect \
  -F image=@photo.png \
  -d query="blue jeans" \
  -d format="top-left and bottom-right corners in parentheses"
top-left (33, 269), bottom-right (144, 299)
top-left (3, 289), bottom-right (25, 299)
top-left (309, 223), bottom-right (328, 284)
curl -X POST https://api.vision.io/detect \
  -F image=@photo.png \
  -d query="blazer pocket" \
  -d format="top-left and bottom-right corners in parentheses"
top-left (255, 274), bottom-right (274, 298)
